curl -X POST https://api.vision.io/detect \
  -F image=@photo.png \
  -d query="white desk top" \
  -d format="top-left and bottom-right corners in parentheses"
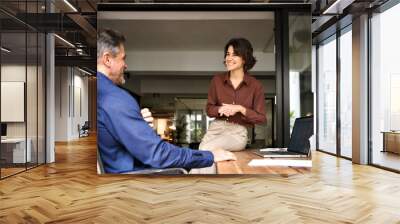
top-left (248, 159), bottom-right (312, 167)
top-left (1, 138), bottom-right (27, 143)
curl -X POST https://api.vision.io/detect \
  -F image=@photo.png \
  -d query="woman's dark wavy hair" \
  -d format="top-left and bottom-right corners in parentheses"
top-left (224, 38), bottom-right (257, 72)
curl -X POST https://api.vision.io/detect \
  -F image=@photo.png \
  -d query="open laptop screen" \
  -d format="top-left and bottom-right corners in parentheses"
top-left (287, 116), bottom-right (313, 154)
top-left (1, 123), bottom-right (7, 137)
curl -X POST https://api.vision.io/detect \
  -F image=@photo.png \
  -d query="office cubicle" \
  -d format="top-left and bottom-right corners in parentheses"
top-left (0, 1), bottom-right (46, 179)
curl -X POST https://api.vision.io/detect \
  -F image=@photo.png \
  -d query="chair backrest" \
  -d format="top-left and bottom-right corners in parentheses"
top-left (82, 121), bottom-right (90, 130)
top-left (123, 168), bottom-right (188, 175)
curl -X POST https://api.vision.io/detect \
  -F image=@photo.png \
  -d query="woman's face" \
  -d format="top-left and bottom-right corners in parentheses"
top-left (225, 45), bottom-right (245, 72)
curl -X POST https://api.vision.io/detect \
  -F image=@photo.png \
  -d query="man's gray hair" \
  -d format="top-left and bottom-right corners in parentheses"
top-left (97, 29), bottom-right (126, 60)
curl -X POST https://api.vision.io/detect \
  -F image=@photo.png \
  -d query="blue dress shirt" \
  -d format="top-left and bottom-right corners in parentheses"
top-left (97, 72), bottom-right (214, 173)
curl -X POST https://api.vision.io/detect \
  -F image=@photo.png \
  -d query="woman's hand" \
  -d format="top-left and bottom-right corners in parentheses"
top-left (218, 103), bottom-right (246, 117)
top-left (218, 105), bottom-right (232, 117)
top-left (141, 108), bottom-right (154, 127)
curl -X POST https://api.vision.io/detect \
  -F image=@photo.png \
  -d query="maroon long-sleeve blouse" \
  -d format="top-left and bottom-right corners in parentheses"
top-left (206, 72), bottom-right (266, 127)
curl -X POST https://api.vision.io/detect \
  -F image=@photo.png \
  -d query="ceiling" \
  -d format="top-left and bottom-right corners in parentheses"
top-left (99, 11), bottom-right (276, 75)
top-left (0, 0), bottom-right (316, 74)
top-left (99, 15), bottom-right (275, 51)
top-left (0, 0), bottom-right (97, 71)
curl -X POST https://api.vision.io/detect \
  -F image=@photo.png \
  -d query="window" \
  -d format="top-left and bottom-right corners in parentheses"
top-left (171, 98), bottom-right (207, 145)
top-left (339, 27), bottom-right (352, 158)
top-left (370, 2), bottom-right (400, 171)
top-left (317, 36), bottom-right (337, 154)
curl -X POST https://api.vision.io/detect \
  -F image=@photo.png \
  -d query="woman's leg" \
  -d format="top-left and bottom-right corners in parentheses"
top-left (190, 121), bottom-right (247, 174)
top-left (200, 121), bottom-right (247, 150)
top-left (190, 121), bottom-right (225, 174)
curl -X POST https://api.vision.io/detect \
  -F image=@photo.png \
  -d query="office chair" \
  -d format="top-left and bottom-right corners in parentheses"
top-left (79, 121), bottom-right (90, 138)
top-left (97, 148), bottom-right (188, 175)
top-left (97, 148), bottom-right (106, 174)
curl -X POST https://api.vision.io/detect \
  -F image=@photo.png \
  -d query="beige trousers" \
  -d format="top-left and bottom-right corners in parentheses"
top-left (190, 120), bottom-right (248, 174)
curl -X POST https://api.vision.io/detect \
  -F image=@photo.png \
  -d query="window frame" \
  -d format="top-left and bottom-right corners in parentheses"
top-left (315, 23), bottom-right (353, 160)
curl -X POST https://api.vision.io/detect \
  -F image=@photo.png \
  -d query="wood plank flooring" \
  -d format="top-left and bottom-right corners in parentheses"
top-left (372, 151), bottom-right (400, 171)
top-left (1, 167), bottom-right (26, 178)
top-left (1, 135), bottom-right (400, 223)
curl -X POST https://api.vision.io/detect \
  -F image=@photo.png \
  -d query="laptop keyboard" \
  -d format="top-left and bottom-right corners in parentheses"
top-left (267, 151), bottom-right (302, 155)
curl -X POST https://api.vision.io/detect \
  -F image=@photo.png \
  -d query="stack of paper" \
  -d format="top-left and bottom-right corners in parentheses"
top-left (248, 159), bottom-right (312, 167)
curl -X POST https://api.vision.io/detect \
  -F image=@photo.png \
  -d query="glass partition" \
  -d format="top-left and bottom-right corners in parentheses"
top-left (289, 11), bottom-right (312, 132)
top-left (1, 20), bottom-right (28, 177)
top-left (0, 1), bottom-right (46, 179)
top-left (253, 98), bottom-right (275, 148)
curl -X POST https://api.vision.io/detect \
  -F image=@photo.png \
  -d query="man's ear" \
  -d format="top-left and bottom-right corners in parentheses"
top-left (102, 52), bottom-right (112, 67)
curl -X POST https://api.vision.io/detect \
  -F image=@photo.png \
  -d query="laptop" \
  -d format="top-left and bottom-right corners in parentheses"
top-left (1, 123), bottom-right (7, 140)
top-left (254, 116), bottom-right (313, 158)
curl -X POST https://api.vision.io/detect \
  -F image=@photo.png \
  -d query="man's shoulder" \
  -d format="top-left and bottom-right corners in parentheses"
top-left (100, 86), bottom-right (139, 111)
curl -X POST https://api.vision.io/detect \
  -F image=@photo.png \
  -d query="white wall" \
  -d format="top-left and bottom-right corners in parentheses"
top-left (72, 73), bottom-right (89, 138)
top-left (55, 67), bottom-right (89, 141)
top-left (125, 77), bottom-right (275, 95)
top-left (55, 67), bottom-right (68, 141)
top-left (1, 65), bottom-right (26, 81)
top-left (1, 65), bottom-right (32, 137)
top-left (1, 65), bottom-right (26, 141)
top-left (126, 50), bottom-right (275, 72)
top-left (1, 64), bottom-right (46, 163)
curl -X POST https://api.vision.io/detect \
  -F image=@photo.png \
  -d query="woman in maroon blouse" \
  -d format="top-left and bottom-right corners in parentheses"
top-left (200, 38), bottom-right (267, 158)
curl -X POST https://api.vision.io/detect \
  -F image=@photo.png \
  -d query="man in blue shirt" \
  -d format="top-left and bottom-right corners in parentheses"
top-left (97, 29), bottom-right (236, 173)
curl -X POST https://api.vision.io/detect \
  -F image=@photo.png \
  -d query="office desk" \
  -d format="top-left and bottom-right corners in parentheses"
top-left (216, 150), bottom-right (311, 175)
top-left (1, 138), bottom-right (31, 163)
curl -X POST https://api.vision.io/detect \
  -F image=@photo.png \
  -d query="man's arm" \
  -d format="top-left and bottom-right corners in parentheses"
top-left (103, 95), bottom-right (228, 169)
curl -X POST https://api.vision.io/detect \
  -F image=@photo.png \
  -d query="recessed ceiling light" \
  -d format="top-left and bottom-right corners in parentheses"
top-left (322, 0), bottom-right (354, 15)
top-left (54, 34), bottom-right (75, 48)
top-left (1, 47), bottom-right (11, 53)
top-left (78, 67), bottom-right (93, 76)
top-left (63, 0), bottom-right (78, 12)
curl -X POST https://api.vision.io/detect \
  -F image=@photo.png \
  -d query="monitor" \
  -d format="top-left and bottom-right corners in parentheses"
top-left (1, 123), bottom-right (7, 137)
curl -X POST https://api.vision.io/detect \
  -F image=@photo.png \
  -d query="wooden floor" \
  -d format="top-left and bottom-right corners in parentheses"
top-left (1, 163), bottom-right (45, 178)
top-left (372, 150), bottom-right (400, 171)
top-left (1, 167), bottom-right (26, 178)
top-left (1, 135), bottom-right (400, 223)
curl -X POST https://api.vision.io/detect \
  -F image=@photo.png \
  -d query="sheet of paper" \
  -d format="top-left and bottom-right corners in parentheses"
top-left (248, 159), bottom-right (312, 167)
